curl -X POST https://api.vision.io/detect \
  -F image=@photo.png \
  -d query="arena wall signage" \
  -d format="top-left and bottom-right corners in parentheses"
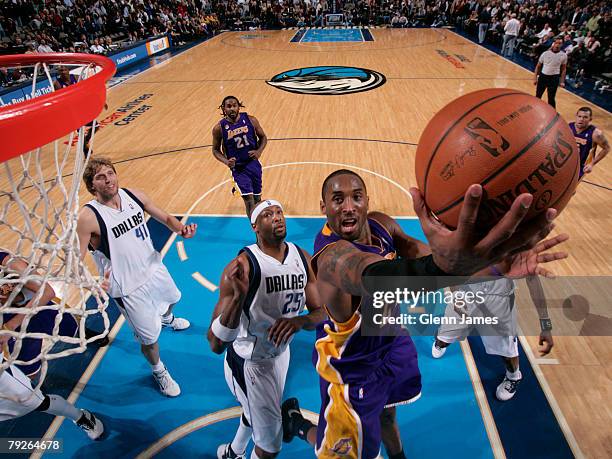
top-left (0, 36), bottom-right (171, 107)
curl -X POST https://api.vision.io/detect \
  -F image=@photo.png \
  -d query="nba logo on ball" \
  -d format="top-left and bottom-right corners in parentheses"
top-left (267, 66), bottom-right (386, 95)
top-left (415, 89), bottom-right (580, 229)
top-left (463, 117), bottom-right (510, 158)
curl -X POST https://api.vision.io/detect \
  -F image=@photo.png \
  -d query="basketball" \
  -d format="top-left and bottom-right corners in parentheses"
top-left (2, 5), bottom-right (610, 455)
top-left (415, 89), bottom-right (580, 229)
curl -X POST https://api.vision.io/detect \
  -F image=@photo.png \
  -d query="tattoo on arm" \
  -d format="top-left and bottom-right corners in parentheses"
top-left (338, 252), bottom-right (368, 294)
top-left (596, 132), bottom-right (610, 149)
top-left (319, 243), bottom-right (381, 296)
top-left (326, 243), bottom-right (352, 274)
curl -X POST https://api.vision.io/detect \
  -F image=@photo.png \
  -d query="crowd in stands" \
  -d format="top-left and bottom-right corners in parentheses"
top-left (0, 0), bottom-right (219, 86)
top-left (453, 1), bottom-right (611, 86)
top-left (216, 0), bottom-right (609, 86)
top-left (0, 0), bottom-right (609, 88)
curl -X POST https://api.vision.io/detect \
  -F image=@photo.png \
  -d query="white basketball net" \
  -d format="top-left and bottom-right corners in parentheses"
top-left (0, 61), bottom-right (109, 402)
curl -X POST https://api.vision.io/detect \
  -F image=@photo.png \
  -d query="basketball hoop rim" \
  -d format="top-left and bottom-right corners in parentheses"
top-left (0, 53), bottom-right (116, 162)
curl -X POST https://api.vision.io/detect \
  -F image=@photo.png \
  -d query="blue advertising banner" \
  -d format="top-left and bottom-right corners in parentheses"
top-left (109, 43), bottom-right (149, 70)
top-left (1, 35), bottom-right (172, 105)
top-left (110, 35), bottom-right (171, 70)
top-left (0, 78), bottom-right (54, 105)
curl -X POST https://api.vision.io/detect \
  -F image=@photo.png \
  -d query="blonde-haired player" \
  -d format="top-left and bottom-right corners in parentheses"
top-left (77, 157), bottom-right (197, 397)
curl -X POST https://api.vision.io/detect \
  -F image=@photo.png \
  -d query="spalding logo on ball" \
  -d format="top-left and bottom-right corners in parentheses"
top-left (415, 88), bottom-right (579, 229)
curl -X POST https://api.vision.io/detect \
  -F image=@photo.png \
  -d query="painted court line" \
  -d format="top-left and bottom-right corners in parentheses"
top-left (518, 333), bottom-right (584, 458)
top-left (30, 315), bottom-right (125, 459)
top-left (176, 240), bottom-right (187, 261)
top-left (460, 340), bottom-right (506, 459)
top-left (447, 29), bottom-right (612, 116)
top-left (134, 407), bottom-right (320, 458)
top-left (533, 358), bottom-right (560, 365)
top-left (192, 271), bottom-right (218, 292)
top-left (183, 160), bottom-right (415, 219)
top-left (33, 217), bottom-right (180, 458)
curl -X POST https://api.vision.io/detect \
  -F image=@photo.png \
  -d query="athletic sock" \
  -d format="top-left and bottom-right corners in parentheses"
top-left (43, 394), bottom-right (82, 421)
top-left (230, 415), bottom-right (252, 454)
top-left (506, 368), bottom-right (522, 381)
top-left (151, 360), bottom-right (165, 373)
top-left (161, 313), bottom-right (174, 324)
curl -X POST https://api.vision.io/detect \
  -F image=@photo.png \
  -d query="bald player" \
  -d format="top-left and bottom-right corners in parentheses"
top-left (283, 169), bottom-right (569, 459)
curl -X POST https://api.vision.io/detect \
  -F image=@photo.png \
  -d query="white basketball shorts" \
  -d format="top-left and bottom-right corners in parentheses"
top-left (437, 293), bottom-right (519, 358)
top-left (0, 364), bottom-right (45, 421)
top-left (114, 263), bottom-right (181, 345)
top-left (223, 345), bottom-right (290, 453)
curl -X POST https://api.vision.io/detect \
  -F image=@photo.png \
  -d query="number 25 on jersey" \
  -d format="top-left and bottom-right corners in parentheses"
top-left (282, 292), bottom-right (303, 314)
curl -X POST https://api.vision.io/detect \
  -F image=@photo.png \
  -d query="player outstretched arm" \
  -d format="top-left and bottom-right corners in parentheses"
top-left (366, 211), bottom-right (566, 279)
top-left (207, 256), bottom-right (250, 354)
top-left (127, 188), bottom-right (197, 238)
top-left (247, 115), bottom-right (268, 160)
top-left (560, 61), bottom-right (567, 87)
top-left (317, 185), bottom-right (569, 299)
top-left (268, 249), bottom-right (326, 347)
top-left (76, 206), bottom-right (99, 260)
top-left (368, 211), bottom-right (431, 258)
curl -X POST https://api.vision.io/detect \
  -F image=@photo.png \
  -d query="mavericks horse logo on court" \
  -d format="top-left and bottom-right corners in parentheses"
top-left (266, 66), bottom-right (386, 95)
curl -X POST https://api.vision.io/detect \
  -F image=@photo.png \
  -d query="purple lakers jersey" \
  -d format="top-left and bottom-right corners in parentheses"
top-left (313, 218), bottom-right (396, 266)
top-left (219, 113), bottom-right (258, 167)
top-left (312, 217), bottom-right (418, 385)
top-left (569, 122), bottom-right (596, 175)
top-left (56, 74), bottom-right (78, 88)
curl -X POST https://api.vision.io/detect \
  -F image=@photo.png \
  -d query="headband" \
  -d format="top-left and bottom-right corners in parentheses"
top-left (250, 199), bottom-right (283, 225)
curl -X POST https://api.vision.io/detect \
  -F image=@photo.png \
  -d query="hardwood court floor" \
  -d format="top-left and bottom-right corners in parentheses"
top-left (4, 28), bottom-right (612, 458)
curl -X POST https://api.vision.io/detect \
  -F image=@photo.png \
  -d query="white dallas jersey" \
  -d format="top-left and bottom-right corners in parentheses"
top-left (232, 242), bottom-right (309, 361)
top-left (86, 188), bottom-right (161, 298)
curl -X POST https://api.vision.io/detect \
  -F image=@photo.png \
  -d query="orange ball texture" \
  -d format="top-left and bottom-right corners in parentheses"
top-left (415, 89), bottom-right (580, 229)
